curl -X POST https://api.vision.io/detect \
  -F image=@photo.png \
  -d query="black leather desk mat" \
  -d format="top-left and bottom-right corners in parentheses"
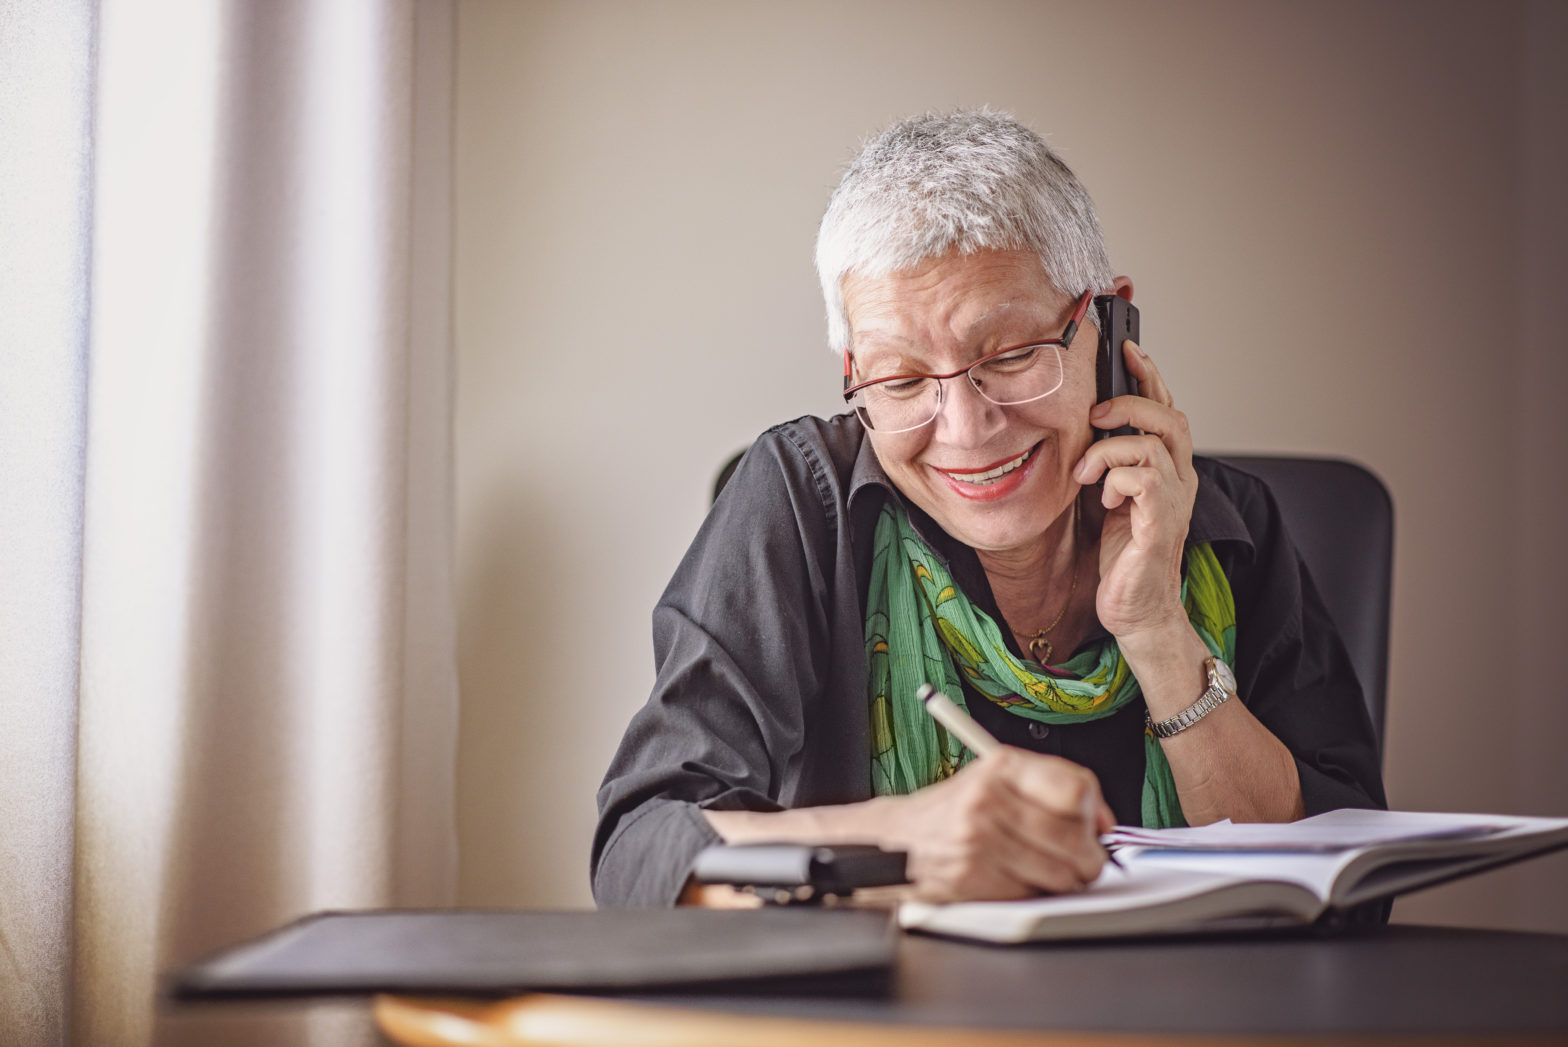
top-left (166, 908), bottom-right (895, 1000)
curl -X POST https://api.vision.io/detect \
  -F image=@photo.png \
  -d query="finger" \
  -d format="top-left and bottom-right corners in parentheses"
top-left (1000, 749), bottom-right (1103, 814)
top-left (898, 764), bottom-right (1097, 902)
top-left (1123, 339), bottom-right (1171, 407)
top-left (900, 781), bottom-right (1040, 903)
top-left (1099, 464), bottom-right (1167, 513)
top-left (936, 754), bottom-right (1097, 892)
top-left (1074, 432), bottom-right (1179, 487)
top-left (911, 786), bottom-right (1088, 900)
top-left (994, 803), bottom-right (1106, 888)
top-left (1079, 782), bottom-right (1117, 838)
top-left (1091, 394), bottom-right (1185, 451)
top-left (995, 755), bottom-right (1110, 884)
top-left (1085, 404), bottom-right (1191, 479)
top-left (1091, 395), bottom-right (1186, 440)
top-left (908, 845), bottom-right (1037, 903)
top-left (964, 796), bottom-right (1097, 894)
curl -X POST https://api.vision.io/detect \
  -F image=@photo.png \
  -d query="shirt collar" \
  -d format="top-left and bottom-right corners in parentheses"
top-left (1187, 464), bottom-right (1252, 552)
top-left (847, 425), bottom-right (893, 509)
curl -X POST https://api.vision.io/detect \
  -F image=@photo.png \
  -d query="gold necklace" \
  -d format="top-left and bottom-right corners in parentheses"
top-left (1019, 508), bottom-right (1081, 666)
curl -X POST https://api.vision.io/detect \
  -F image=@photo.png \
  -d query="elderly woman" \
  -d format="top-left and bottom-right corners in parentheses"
top-left (592, 111), bottom-right (1385, 907)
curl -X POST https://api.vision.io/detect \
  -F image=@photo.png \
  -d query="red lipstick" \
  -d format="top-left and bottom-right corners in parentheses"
top-left (931, 443), bottom-right (1041, 503)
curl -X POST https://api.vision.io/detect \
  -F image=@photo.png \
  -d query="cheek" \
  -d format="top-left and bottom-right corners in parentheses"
top-left (1016, 369), bottom-right (1097, 433)
top-left (1058, 382), bottom-right (1097, 460)
top-left (865, 429), bottom-right (927, 478)
top-left (1006, 374), bottom-right (1096, 468)
top-left (1056, 361), bottom-right (1099, 428)
top-left (1062, 349), bottom-right (1099, 405)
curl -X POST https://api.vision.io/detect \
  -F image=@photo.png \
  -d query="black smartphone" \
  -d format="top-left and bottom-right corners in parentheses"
top-left (1093, 295), bottom-right (1141, 441)
top-left (691, 842), bottom-right (909, 903)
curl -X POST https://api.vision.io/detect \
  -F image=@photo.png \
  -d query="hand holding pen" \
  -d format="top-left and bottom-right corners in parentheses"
top-left (917, 684), bottom-right (1124, 871)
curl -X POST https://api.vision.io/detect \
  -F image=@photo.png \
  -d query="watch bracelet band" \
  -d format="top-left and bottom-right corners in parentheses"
top-left (1146, 660), bottom-right (1232, 738)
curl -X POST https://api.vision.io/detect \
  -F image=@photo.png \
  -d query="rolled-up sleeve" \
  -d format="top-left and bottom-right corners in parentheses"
top-left (592, 424), bottom-right (846, 906)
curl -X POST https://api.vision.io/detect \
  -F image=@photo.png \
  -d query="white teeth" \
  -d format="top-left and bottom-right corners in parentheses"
top-left (950, 447), bottom-right (1032, 485)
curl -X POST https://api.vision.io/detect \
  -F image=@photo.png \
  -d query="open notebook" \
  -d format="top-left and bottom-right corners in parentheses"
top-left (899, 808), bottom-right (1568, 943)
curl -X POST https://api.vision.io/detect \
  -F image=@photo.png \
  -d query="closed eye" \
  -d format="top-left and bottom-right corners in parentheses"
top-left (982, 345), bottom-right (1043, 371)
top-left (873, 376), bottom-right (934, 399)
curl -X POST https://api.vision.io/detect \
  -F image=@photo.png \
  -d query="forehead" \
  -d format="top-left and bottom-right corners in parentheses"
top-left (843, 248), bottom-right (1065, 355)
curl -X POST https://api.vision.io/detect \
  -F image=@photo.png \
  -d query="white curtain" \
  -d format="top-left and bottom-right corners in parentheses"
top-left (0, 2), bottom-right (458, 1045)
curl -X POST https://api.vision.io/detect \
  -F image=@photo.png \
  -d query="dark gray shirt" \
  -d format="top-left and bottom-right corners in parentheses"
top-left (592, 413), bottom-right (1386, 906)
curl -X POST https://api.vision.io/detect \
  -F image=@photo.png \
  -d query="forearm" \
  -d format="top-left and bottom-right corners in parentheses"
top-left (1158, 700), bottom-right (1305, 824)
top-left (704, 798), bottom-right (895, 846)
top-left (1121, 622), bottom-right (1305, 825)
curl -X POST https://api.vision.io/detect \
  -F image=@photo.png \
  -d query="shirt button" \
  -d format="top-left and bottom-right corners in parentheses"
top-left (1028, 722), bottom-right (1050, 741)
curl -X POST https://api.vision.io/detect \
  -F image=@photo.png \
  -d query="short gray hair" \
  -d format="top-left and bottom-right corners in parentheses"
top-left (814, 109), bottom-right (1114, 352)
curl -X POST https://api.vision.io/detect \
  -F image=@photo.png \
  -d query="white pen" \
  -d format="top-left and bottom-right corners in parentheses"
top-left (916, 683), bottom-right (1000, 757)
top-left (915, 683), bottom-right (1123, 869)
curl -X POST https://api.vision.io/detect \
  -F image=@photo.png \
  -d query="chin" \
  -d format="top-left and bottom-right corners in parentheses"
top-left (944, 514), bottom-right (1050, 555)
top-left (928, 469), bottom-right (1075, 555)
top-left (930, 491), bottom-right (1069, 554)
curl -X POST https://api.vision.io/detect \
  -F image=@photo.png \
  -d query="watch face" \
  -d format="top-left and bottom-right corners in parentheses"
top-left (1212, 657), bottom-right (1237, 693)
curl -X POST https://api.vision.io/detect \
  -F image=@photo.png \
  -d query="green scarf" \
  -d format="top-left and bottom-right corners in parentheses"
top-left (865, 500), bottom-right (1236, 828)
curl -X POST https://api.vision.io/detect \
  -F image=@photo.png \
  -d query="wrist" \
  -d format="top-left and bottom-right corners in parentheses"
top-left (1117, 621), bottom-right (1211, 721)
top-left (1147, 655), bottom-right (1237, 738)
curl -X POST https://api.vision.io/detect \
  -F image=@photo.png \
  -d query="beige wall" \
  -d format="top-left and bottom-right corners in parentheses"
top-left (453, 0), bottom-right (1568, 928)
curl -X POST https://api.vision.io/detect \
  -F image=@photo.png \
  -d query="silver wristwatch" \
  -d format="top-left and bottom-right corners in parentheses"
top-left (1146, 656), bottom-right (1237, 738)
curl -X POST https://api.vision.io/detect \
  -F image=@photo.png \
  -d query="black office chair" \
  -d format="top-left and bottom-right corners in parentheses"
top-left (714, 449), bottom-right (1392, 760)
top-left (1215, 456), bottom-right (1392, 759)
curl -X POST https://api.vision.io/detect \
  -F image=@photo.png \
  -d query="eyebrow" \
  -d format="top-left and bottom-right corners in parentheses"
top-left (850, 339), bottom-right (924, 376)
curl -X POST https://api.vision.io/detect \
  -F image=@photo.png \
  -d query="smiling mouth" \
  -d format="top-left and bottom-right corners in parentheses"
top-left (940, 445), bottom-right (1036, 486)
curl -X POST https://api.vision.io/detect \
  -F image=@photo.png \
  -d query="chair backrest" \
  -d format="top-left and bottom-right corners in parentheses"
top-left (1216, 456), bottom-right (1391, 759)
top-left (715, 450), bottom-right (1392, 760)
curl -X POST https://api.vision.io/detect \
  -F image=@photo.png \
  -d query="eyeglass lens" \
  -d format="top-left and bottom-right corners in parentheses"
top-left (852, 344), bottom-right (1063, 432)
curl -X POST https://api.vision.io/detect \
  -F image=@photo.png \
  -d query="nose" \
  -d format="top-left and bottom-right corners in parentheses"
top-left (934, 373), bottom-right (1008, 448)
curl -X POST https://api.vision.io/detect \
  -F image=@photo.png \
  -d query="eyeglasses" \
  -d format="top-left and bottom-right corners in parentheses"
top-left (841, 290), bottom-right (1093, 433)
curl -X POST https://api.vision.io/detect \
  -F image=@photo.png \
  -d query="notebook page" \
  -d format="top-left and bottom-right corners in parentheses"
top-left (1104, 809), bottom-right (1508, 853)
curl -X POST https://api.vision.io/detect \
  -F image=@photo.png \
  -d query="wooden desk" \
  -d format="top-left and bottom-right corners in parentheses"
top-left (376, 923), bottom-right (1568, 1046)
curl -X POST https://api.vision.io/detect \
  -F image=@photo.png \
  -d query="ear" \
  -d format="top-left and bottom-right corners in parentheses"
top-left (1110, 275), bottom-right (1134, 301)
